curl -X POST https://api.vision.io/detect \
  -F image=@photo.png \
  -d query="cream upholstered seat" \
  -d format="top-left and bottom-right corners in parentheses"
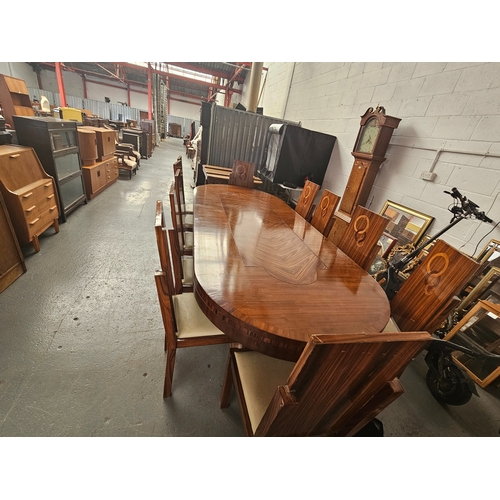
top-left (233, 350), bottom-right (294, 433)
top-left (155, 200), bottom-right (231, 398)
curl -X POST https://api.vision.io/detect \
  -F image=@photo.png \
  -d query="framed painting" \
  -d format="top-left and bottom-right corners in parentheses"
top-left (378, 232), bottom-right (398, 259)
top-left (379, 200), bottom-right (434, 246)
top-left (476, 238), bottom-right (500, 263)
top-left (444, 300), bottom-right (500, 388)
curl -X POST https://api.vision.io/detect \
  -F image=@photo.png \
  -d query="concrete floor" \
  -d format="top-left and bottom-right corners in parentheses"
top-left (1, 137), bottom-right (500, 438)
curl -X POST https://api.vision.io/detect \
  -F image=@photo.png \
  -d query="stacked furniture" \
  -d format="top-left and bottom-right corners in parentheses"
top-left (0, 144), bottom-right (60, 252)
top-left (0, 74), bottom-right (35, 129)
top-left (77, 127), bottom-right (118, 200)
top-left (122, 128), bottom-right (148, 159)
top-left (0, 190), bottom-right (26, 292)
top-left (13, 116), bottom-right (87, 223)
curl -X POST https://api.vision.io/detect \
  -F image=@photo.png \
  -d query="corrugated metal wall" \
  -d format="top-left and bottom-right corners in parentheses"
top-left (206, 105), bottom-right (297, 169)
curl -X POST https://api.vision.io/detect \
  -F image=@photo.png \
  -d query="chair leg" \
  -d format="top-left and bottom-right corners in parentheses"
top-left (163, 347), bottom-right (177, 398)
top-left (220, 348), bottom-right (234, 408)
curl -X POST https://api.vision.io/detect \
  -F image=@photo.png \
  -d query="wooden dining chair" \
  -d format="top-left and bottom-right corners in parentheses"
top-left (309, 189), bottom-right (341, 237)
top-left (169, 181), bottom-right (193, 255)
top-left (295, 180), bottom-right (320, 221)
top-left (336, 205), bottom-right (390, 271)
top-left (167, 228), bottom-right (193, 293)
top-left (228, 160), bottom-right (256, 189)
top-left (384, 239), bottom-right (481, 334)
top-left (220, 331), bottom-right (431, 436)
top-left (155, 200), bottom-right (231, 398)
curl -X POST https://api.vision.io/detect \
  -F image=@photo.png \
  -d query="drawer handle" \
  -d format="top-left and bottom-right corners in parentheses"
top-left (23, 192), bottom-right (33, 199)
top-left (9, 154), bottom-right (20, 159)
top-left (46, 194), bottom-right (55, 200)
top-left (44, 182), bottom-right (52, 188)
top-left (29, 217), bottom-right (40, 225)
top-left (49, 205), bottom-right (57, 212)
top-left (25, 206), bottom-right (36, 213)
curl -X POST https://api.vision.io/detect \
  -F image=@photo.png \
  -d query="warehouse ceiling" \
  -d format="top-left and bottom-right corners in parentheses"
top-left (28, 62), bottom-right (254, 104)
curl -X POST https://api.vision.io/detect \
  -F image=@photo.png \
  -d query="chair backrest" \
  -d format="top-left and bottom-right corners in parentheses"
top-left (337, 205), bottom-right (389, 270)
top-left (295, 180), bottom-right (320, 221)
top-left (173, 156), bottom-right (182, 175)
top-left (168, 228), bottom-right (185, 294)
top-left (390, 239), bottom-right (481, 333)
top-left (174, 169), bottom-right (187, 218)
top-left (168, 181), bottom-right (186, 247)
top-left (309, 189), bottom-right (340, 237)
top-left (155, 200), bottom-right (177, 297)
top-left (254, 331), bottom-right (431, 436)
top-left (228, 160), bottom-right (255, 188)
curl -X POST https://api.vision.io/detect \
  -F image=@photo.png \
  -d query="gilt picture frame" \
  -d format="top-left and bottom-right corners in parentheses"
top-left (379, 201), bottom-right (434, 246)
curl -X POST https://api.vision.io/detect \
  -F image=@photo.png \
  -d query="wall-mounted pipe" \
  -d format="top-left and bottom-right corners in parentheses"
top-left (247, 62), bottom-right (263, 113)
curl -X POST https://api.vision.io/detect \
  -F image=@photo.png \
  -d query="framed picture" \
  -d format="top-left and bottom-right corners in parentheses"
top-left (379, 200), bottom-right (434, 246)
top-left (444, 300), bottom-right (500, 388)
top-left (476, 238), bottom-right (500, 263)
top-left (378, 232), bottom-right (398, 259)
top-left (458, 267), bottom-right (500, 313)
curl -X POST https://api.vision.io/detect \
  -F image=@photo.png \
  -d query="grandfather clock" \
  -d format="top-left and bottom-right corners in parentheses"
top-left (329, 106), bottom-right (401, 245)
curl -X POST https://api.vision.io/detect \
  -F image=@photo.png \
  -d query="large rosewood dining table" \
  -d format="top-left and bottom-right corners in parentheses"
top-left (192, 184), bottom-right (391, 362)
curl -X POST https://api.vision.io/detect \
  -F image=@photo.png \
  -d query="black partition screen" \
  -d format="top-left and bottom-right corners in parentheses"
top-left (264, 124), bottom-right (336, 188)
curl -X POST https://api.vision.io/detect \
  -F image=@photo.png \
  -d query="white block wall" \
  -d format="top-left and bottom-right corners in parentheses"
top-left (259, 62), bottom-right (500, 256)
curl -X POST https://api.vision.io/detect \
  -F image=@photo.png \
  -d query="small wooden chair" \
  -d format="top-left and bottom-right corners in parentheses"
top-left (309, 189), bottom-right (341, 237)
top-left (220, 331), bottom-right (431, 436)
top-left (228, 160), bottom-right (255, 189)
top-left (155, 201), bottom-right (231, 398)
top-left (337, 205), bottom-right (389, 271)
top-left (114, 150), bottom-right (138, 179)
top-left (295, 180), bottom-right (320, 221)
top-left (169, 182), bottom-right (193, 255)
top-left (384, 239), bottom-right (481, 333)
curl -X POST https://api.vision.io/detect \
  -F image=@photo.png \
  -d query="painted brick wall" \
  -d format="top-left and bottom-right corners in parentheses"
top-left (259, 62), bottom-right (500, 256)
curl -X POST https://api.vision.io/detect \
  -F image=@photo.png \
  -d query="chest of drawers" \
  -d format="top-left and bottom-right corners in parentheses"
top-left (0, 145), bottom-right (60, 252)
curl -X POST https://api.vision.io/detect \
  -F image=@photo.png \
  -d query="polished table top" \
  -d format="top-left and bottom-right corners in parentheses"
top-left (192, 184), bottom-right (390, 361)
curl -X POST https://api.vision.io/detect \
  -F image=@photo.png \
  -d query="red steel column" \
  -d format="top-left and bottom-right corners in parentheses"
top-left (55, 62), bottom-right (67, 107)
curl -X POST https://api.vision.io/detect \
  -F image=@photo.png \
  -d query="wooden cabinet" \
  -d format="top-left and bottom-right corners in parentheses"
top-left (141, 119), bottom-right (155, 157)
top-left (82, 157), bottom-right (118, 200)
top-left (12, 116), bottom-right (87, 223)
top-left (77, 127), bottom-right (98, 165)
top-left (0, 74), bottom-right (35, 129)
top-left (0, 144), bottom-right (60, 252)
top-left (83, 126), bottom-right (116, 161)
top-left (0, 190), bottom-right (26, 293)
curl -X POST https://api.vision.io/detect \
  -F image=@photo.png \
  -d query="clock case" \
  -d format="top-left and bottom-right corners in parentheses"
top-left (337, 107), bottom-right (401, 219)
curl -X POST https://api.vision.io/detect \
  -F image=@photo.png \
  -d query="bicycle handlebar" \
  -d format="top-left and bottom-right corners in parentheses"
top-left (444, 187), bottom-right (493, 223)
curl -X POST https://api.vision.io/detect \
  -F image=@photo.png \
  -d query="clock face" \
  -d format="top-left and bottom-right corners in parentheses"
top-left (356, 117), bottom-right (380, 153)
